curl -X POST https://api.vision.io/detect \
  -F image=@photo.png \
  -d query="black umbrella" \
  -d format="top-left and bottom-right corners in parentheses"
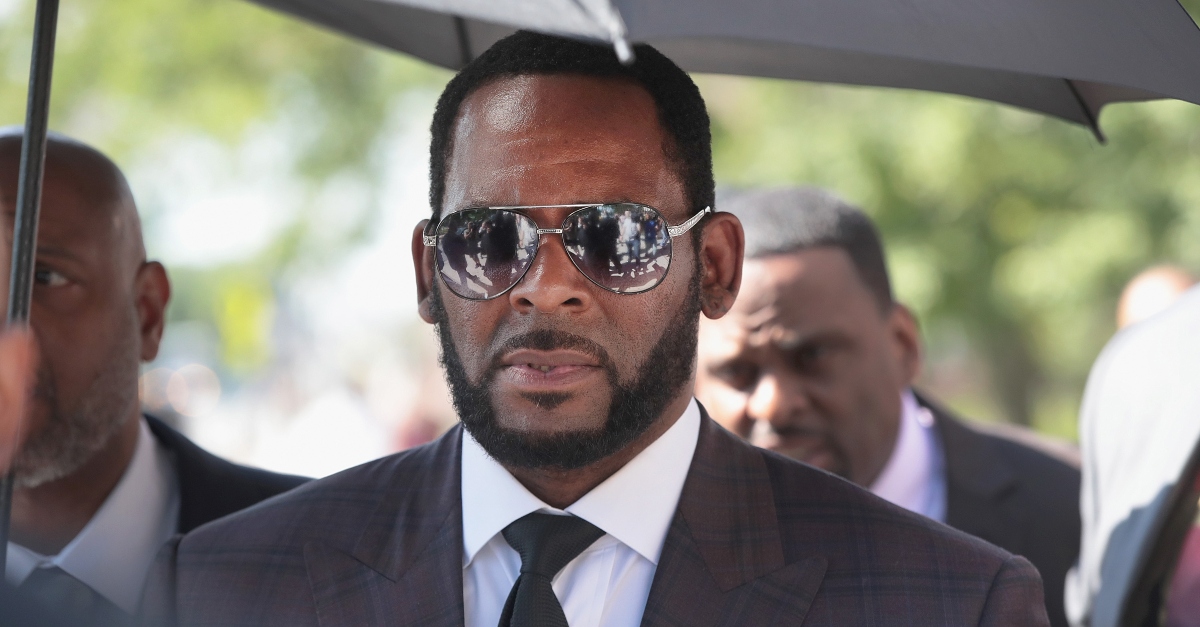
top-left (249, 0), bottom-right (1200, 137)
top-left (1, 0), bottom-right (57, 572)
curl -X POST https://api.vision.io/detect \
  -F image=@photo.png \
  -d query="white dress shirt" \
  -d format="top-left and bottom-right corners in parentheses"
top-left (869, 389), bottom-right (947, 522)
top-left (461, 399), bottom-right (701, 627)
top-left (5, 418), bottom-right (181, 614)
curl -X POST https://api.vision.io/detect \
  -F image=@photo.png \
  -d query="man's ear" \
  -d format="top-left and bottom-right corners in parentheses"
top-left (699, 212), bottom-right (744, 320)
top-left (135, 261), bottom-right (171, 362)
top-left (412, 220), bottom-right (438, 324)
top-left (888, 303), bottom-right (923, 386)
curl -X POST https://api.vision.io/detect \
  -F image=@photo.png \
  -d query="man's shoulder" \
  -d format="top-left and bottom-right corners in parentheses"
top-left (176, 429), bottom-right (456, 555)
top-left (644, 429), bottom-right (1047, 625)
top-left (147, 415), bottom-right (310, 491)
top-left (911, 399), bottom-right (1079, 626)
top-left (151, 430), bottom-right (461, 626)
top-left (145, 415), bottom-right (311, 532)
top-left (965, 420), bottom-right (1080, 482)
top-left (758, 446), bottom-right (1018, 568)
top-left (925, 397), bottom-right (1080, 489)
top-left (691, 411), bottom-right (1022, 576)
top-left (747, 444), bottom-right (1047, 624)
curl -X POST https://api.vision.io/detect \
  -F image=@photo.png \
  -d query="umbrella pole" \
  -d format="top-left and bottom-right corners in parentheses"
top-left (0, 0), bottom-right (61, 571)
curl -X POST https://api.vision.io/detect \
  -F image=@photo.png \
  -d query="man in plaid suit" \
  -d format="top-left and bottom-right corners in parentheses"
top-left (146, 32), bottom-right (1049, 626)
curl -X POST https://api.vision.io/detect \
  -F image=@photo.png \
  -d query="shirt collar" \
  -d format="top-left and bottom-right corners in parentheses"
top-left (6, 418), bottom-right (181, 613)
top-left (868, 389), bottom-right (941, 519)
top-left (461, 398), bottom-right (701, 567)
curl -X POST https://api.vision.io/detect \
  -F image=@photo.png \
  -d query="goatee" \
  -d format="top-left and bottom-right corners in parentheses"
top-left (431, 275), bottom-right (700, 471)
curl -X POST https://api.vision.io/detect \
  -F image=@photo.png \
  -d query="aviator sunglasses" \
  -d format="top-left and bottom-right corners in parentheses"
top-left (423, 203), bottom-right (711, 300)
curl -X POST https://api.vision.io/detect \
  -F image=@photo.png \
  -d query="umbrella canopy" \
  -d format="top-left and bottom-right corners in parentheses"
top-left (249, 0), bottom-right (1200, 137)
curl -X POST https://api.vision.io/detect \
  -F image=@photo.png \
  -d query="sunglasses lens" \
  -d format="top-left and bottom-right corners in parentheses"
top-left (436, 209), bottom-right (539, 299)
top-left (562, 203), bottom-right (673, 294)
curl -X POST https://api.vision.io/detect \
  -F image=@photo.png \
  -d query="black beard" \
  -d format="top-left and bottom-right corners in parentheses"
top-left (431, 276), bottom-right (701, 471)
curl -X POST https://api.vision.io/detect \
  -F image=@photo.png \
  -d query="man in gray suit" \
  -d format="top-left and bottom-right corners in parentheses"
top-left (696, 186), bottom-right (1081, 627)
top-left (1065, 284), bottom-right (1200, 626)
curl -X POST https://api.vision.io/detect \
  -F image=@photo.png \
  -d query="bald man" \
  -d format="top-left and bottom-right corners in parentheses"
top-left (0, 129), bottom-right (306, 622)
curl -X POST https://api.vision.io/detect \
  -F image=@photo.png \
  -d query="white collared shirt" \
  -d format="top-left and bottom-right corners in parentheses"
top-left (5, 418), bottom-right (181, 614)
top-left (868, 389), bottom-right (947, 522)
top-left (461, 399), bottom-right (701, 627)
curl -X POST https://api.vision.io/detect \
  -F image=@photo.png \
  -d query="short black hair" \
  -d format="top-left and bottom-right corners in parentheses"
top-left (428, 31), bottom-right (713, 226)
top-left (722, 186), bottom-right (894, 311)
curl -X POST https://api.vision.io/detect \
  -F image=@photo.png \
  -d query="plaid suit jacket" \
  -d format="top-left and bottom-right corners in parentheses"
top-left (146, 411), bottom-right (1049, 626)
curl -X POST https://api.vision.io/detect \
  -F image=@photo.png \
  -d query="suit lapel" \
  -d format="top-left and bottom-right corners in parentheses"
top-left (304, 427), bottom-right (466, 627)
top-left (924, 394), bottom-right (1021, 551)
top-left (145, 414), bottom-right (221, 533)
top-left (641, 413), bottom-right (826, 626)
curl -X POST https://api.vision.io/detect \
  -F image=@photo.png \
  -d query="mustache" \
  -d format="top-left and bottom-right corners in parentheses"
top-left (485, 329), bottom-right (616, 377)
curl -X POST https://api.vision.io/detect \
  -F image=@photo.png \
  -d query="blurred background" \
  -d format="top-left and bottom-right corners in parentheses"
top-left (1, 0), bottom-right (1197, 477)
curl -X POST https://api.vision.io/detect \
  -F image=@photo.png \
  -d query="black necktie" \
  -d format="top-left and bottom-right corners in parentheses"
top-left (17, 565), bottom-right (130, 627)
top-left (497, 512), bottom-right (605, 627)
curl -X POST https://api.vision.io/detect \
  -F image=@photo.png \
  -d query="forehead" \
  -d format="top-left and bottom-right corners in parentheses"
top-left (0, 149), bottom-right (123, 245)
top-left (444, 74), bottom-right (682, 211)
top-left (713, 247), bottom-right (883, 344)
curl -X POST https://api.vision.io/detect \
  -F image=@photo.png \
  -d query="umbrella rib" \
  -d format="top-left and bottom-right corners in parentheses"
top-left (566, 0), bottom-right (633, 63)
top-left (1065, 79), bottom-right (1106, 143)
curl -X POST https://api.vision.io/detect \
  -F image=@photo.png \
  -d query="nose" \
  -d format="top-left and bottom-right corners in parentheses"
top-left (746, 371), bottom-right (808, 431)
top-left (507, 234), bottom-right (594, 314)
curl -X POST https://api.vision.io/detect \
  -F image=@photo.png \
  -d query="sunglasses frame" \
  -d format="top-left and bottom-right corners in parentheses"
top-left (423, 203), bottom-right (712, 300)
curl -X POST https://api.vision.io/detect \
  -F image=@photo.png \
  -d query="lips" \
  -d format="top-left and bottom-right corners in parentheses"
top-left (497, 349), bottom-right (604, 390)
top-left (501, 349), bottom-right (599, 368)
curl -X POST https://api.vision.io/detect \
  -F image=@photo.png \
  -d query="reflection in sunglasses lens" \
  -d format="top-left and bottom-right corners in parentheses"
top-left (436, 210), bottom-right (538, 299)
top-left (563, 204), bottom-right (672, 293)
top-left (435, 203), bottom-right (676, 300)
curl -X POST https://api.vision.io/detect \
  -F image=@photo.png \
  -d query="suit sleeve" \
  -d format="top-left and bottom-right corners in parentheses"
top-left (978, 555), bottom-right (1051, 627)
top-left (139, 535), bottom-right (182, 626)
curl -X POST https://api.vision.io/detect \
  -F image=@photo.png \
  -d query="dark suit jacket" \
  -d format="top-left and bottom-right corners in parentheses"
top-left (922, 395), bottom-right (1081, 627)
top-left (147, 412), bottom-right (1049, 626)
top-left (145, 415), bottom-right (309, 533)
